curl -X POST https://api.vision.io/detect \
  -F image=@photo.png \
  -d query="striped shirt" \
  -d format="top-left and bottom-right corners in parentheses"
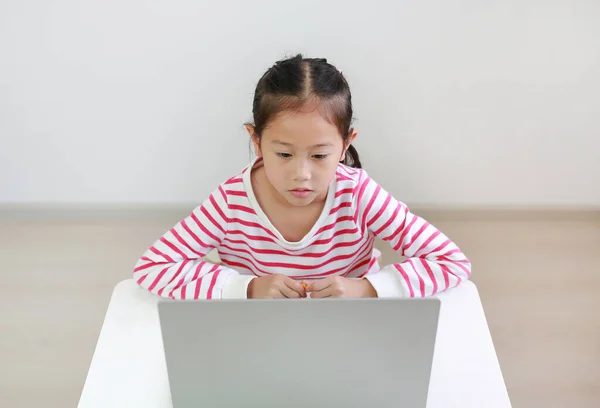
top-left (133, 158), bottom-right (471, 299)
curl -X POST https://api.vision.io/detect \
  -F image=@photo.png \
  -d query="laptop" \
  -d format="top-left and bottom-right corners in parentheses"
top-left (157, 297), bottom-right (441, 408)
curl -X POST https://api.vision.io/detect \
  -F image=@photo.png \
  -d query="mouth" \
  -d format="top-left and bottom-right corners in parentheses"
top-left (290, 188), bottom-right (313, 198)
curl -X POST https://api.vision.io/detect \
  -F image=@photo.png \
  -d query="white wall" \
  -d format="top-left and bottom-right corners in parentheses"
top-left (1, 0), bottom-right (599, 206)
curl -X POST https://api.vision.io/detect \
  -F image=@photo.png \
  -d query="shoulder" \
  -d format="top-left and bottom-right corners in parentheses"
top-left (335, 163), bottom-right (369, 188)
top-left (201, 162), bottom-right (253, 209)
top-left (335, 163), bottom-right (375, 197)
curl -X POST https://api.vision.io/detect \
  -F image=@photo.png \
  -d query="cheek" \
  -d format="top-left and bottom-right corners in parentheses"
top-left (316, 160), bottom-right (339, 182)
top-left (263, 158), bottom-right (286, 185)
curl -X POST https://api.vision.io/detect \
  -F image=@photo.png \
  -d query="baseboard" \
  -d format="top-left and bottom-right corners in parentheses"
top-left (412, 206), bottom-right (600, 222)
top-left (1, 203), bottom-right (599, 223)
top-left (0, 204), bottom-right (194, 222)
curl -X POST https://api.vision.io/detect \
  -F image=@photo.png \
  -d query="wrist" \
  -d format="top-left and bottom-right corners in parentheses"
top-left (361, 278), bottom-right (378, 298)
top-left (247, 278), bottom-right (256, 298)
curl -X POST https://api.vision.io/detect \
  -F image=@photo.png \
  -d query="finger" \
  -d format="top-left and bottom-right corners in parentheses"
top-left (310, 286), bottom-right (333, 299)
top-left (284, 278), bottom-right (306, 298)
top-left (307, 277), bottom-right (333, 292)
top-left (280, 283), bottom-right (302, 299)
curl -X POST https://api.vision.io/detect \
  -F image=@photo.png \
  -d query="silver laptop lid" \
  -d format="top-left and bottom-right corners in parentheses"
top-left (158, 298), bottom-right (440, 408)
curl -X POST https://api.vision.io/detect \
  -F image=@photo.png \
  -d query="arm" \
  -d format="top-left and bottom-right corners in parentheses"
top-left (355, 173), bottom-right (471, 298)
top-left (132, 186), bottom-right (254, 299)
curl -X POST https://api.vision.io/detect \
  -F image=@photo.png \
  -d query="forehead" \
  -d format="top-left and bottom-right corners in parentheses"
top-left (262, 108), bottom-right (342, 147)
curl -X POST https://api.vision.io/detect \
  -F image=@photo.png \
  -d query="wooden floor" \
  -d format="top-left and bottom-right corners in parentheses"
top-left (1, 215), bottom-right (599, 408)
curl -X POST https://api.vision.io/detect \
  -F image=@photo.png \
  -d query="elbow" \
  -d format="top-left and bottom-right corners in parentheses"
top-left (132, 257), bottom-right (154, 290)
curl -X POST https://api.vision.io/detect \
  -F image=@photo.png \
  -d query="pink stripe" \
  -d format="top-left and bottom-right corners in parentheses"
top-left (204, 198), bottom-right (227, 234)
top-left (439, 264), bottom-right (452, 290)
top-left (382, 205), bottom-right (410, 241)
top-left (170, 228), bottom-right (204, 257)
top-left (344, 257), bottom-right (372, 278)
top-left (437, 256), bottom-right (470, 264)
top-left (367, 193), bottom-right (391, 228)
top-left (406, 258), bottom-right (426, 297)
top-left (181, 285), bottom-right (187, 299)
top-left (335, 187), bottom-right (354, 198)
top-left (330, 201), bottom-right (352, 215)
top-left (158, 260), bottom-right (190, 297)
top-left (426, 238), bottom-right (451, 257)
top-left (361, 184), bottom-right (381, 231)
top-left (206, 269), bottom-right (221, 299)
top-left (141, 256), bottom-right (152, 262)
top-left (224, 177), bottom-right (243, 185)
top-left (311, 228), bottom-right (359, 245)
top-left (191, 212), bottom-right (220, 243)
top-left (337, 164), bottom-right (358, 178)
top-left (447, 260), bottom-right (471, 277)
top-left (402, 222), bottom-right (431, 252)
top-left (220, 238), bottom-right (372, 279)
top-left (393, 215), bottom-right (418, 251)
top-left (357, 256), bottom-right (378, 278)
top-left (201, 205), bottom-right (226, 235)
top-left (191, 262), bottom-right (203, 282)
top-left (228, 217), bottom-right (278, 239)
top-left (181, 220), bottom-right (211, 249)
top-left (160, 237), bottom-right (188, 259)
top-left (218, 185), bottom-right (228, 203)
top-left (148, 267), bottom-right (170, 291)
top-left (440, 262), bottom-right (463, 284)
top-left (168, 275), bottom-right (188, 298)
top-left (373, 201), bottom-right (401, 236)
top-left (137, 274), bottom-right (147, 285)
top-left (149, 246), bottom-right (175, 263)
top-left (315, 215), bottom-right (355, 235)
top-left (218, 254), bottom-right (267, 276)
top-left (413, 230), bottom-right (441, 256)
top-left (223, 235), bottom-right (363, 258)
top-left (229, 204), bottom-right (256, 214)
top-left (440, 248), bottom-right (462, 257)
top-left (369, 255), bottom-right (378, 269)
top-left (394, 264), bottom-right (415, 297)
top-left (218, 258), bottom-right (261, 276)
top-left (209, 194), bottom-right (231, 226)
top-left (336, 174), bottom-right (352, 182)
top-left (226, 190), bottom-right (247, 197)
top-left (420, 258), bottom-right (438, 295)
top-left (297, 240), bottom-right (373, 279)
top-left (354, 177), bottom-right (371, 223)
top-left (335, 169), bottom-right (352, 181)
top-left (134, 262), bottom-right (159, 273)
top-left (193, 264), bottom-right (205, 299)
top-left (218, 241), bottom-right (370, 270)
top-left (227, 228), bottom-right (278, 245)
top-left (224, 227), bottom-right (358, 257)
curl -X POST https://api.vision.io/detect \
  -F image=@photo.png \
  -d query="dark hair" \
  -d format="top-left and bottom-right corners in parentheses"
top-left (246, 54), bottom-right (361, 168)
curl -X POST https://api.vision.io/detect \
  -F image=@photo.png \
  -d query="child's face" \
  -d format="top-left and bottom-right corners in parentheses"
top-left (249, 106), bottom-right (356, 207)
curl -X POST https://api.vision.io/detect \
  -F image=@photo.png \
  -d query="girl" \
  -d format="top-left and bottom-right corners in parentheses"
top-left (133, 54), bottom-right (471, 300)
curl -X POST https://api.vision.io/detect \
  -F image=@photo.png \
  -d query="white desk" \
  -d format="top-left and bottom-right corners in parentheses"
top-left (78, 280), bottom-right (511, 408)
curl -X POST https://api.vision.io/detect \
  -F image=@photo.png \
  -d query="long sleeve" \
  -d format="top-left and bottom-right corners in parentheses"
top-left (355, 172), bottom-right (472, 298)
top-left (132, 185), bottom-right (254, 299)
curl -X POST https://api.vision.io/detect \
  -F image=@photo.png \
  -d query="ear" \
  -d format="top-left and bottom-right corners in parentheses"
top-left (340, 128), bottom-right (358, 161)
top-left (245, 124), bottom-right (262, 158)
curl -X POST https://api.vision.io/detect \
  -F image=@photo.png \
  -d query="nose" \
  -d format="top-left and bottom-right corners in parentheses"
top-left (293, 158), bottom-right (311, 182)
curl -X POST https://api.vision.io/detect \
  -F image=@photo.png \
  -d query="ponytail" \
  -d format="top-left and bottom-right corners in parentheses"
top-left (342, 144), bottom-right (362, 169)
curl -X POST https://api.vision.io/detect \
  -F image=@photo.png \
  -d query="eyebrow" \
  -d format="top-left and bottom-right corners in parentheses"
top-left (272, 140), bottom-right (333, 148)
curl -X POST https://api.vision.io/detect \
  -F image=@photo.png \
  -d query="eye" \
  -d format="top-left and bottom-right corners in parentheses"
top-left (277, 152), bottom-right (292, 158)
top-left (313, 154), bottom-right (329, 160)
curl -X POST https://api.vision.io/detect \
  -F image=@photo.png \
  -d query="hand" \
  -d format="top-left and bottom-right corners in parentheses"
top-left (303, 276), bottom-right (377, 298)
top-left (247, 274), bottom-right (307, 299)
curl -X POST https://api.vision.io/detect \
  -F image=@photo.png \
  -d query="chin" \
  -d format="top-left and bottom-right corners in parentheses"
top-left (285, 196), bottom-right (314, 207)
